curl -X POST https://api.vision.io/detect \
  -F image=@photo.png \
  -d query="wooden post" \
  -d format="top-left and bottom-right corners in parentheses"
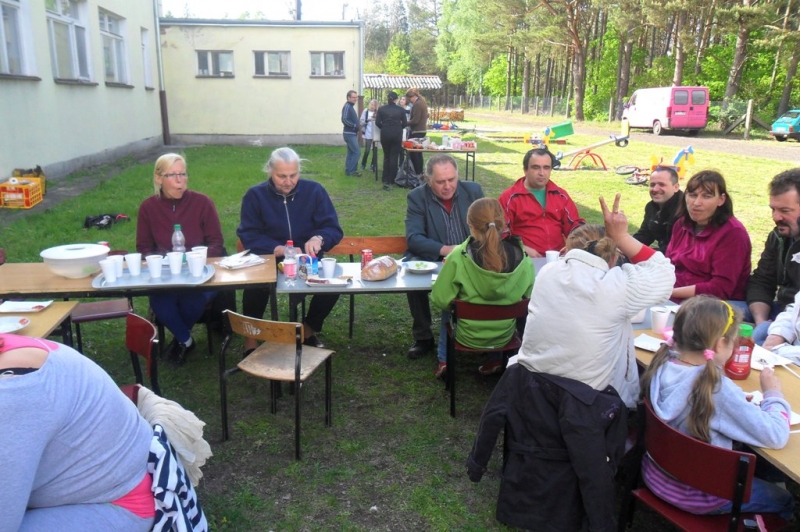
top-left (744, 99), bottom-right (753, 140)
top-left (608, 98), bottom-right (613, 122)
top-left (534, 96), bottom-right (539, 116)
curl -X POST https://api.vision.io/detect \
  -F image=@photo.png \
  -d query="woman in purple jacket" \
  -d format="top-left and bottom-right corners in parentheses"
top-left (666, 170), bottom-right (751, 303)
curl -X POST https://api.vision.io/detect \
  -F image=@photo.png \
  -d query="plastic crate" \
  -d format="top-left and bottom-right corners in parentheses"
top-left (550, 121), bottom-right (575, 139)
top-left (0, 177), bottom-right (43, 209)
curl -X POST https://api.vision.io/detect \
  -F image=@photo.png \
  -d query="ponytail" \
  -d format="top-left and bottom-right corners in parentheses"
top-left (467, 199), bottom-right (507, 273)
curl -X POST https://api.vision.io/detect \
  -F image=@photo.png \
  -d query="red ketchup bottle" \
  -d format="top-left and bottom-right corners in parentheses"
top-left (724, 323), bottom-right (753, 380)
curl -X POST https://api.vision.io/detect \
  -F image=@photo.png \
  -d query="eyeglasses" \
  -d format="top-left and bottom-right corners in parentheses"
top-left (161, 172), bottom-right (188, 179)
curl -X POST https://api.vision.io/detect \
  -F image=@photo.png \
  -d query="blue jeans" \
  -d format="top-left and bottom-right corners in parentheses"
top-left (149, 290), bottom-right (216, 343)
top-left (707, 477), bottom-right (796, 520)
top-left (438, 310), bottom-right (449, 363)
top-left (343, 132), bottom-right (360, 174)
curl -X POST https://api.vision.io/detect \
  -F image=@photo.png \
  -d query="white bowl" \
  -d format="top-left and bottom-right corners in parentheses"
top-left (40, 243), bottom-right (109, 278)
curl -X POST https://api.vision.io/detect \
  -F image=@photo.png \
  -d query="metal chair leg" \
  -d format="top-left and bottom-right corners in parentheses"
top-left (75, 323), bottom-right (84, 353)
top-left (295, 377), bottom-right (302, 460)
top-left (348, 294), bottom-right (355, 338)
top-left (448, 335), bottom-right (456, 418)
top-left (325, 357), bottom-right (332, 427)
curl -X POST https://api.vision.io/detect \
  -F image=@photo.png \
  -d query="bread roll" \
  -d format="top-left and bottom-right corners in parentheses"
top-left (361, 255), bottom-right (398, 281)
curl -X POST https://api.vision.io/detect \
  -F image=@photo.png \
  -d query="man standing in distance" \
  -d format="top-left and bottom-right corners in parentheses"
top-left (632, 166), bottom-right (683, 253)
top-left (499, 149), bottom-right (585, 257)
top-left (341, 90), bottom-right (361, 177)
top-left (748, 168), bottom-right (800, 345)
top-left (375, 91), bottom-right (407, 191)
top-left (405, 88), bottom-right (429, 175)
top-left (404, 154), bottom-right (484, 358)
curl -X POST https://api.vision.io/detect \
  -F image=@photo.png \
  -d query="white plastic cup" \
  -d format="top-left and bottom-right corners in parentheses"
top-left (108, 255), bottom-right (124, 277)
top-left (545, 250), bottom-right (560, 263)
top-left (651, 306), bottom-right (670, 335)
top-left (146, 255), bottom-right (163, 279)
top-left (186, 251), bottom-right (206, 277)
top-left (166, 252), bottom-right (183, 275)
top-left (124, 253), bottom-right (142, 276)
top-left (99, 259), bottom-right (117, 283)
top-left (321, 257), bottom-right (336, 278)
top-left (191, 246), bottom-right (208, 260)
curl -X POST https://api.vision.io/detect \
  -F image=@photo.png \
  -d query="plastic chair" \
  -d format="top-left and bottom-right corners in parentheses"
top-left (72, 298), bottom-right (132, 353)
top-left (445, 298), bottom-right (529, 417)
top-left (126, 312), bottom-right (161, 396)
top-left (618, 399), bottom-right (791, 532)
top-left (219, 310), bottom-right (334, 460)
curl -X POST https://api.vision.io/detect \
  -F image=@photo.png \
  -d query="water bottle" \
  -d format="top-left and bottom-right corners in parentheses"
top-left (284, 239), bottom-right (297, 286)
top-left (171, 224), bottom-right (186, 253)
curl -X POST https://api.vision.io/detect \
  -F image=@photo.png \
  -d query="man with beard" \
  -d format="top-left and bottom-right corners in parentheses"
top-left (632, 166), bottom-right (683, 253)
top-left (748, 168), bottom-right (800, 345)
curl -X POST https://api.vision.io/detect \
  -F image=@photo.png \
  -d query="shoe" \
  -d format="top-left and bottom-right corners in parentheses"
top-left (383, 185), bottom-right (391, 191)
top-left (162, 337), bottom-right (179, 359)
top-left (370, 165), bottom-right (376, 172)
top-left (242, 347), bottom-right (255, 359)
top-left (348, 172), bottom-right (362, 177)
top-left (434, 362), bottom-right (447, 379)
top-left (170, 338), bottom-right (196, 366)
top-left (407, 339), bottom-right (435, 359)
top-left (303, 335), bottom-right (324, 348)
top-left (478, 358), bottom-right (505, 376)
top-left (361, 165), bottom-right (366, 171)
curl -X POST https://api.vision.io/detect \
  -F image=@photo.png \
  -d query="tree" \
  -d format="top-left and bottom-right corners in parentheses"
top-left (384, 36), bottom-right (412, 74)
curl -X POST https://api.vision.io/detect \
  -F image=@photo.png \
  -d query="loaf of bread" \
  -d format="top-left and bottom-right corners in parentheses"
top-left (361, 255), bottom-right (398, 281)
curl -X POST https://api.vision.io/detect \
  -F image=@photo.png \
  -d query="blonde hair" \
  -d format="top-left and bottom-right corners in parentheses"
top-left (565, 224), bottom-right (617, 264)
top-left (153, 153), bottom-right (186, 196)
top-left (467, 198), bottom-right (507, 273)
top-left (640, 296), bottom-right (741, 443)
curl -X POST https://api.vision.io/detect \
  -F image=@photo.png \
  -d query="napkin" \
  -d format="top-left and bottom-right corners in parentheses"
top-left (746, 390), bottom-right (800, 425)
top-left (634, 333), bottom-right (665, 352)
top-left (0, 300), bottom-right (53, 313)
top-left (751, 344), bottom-right (795, 371)
top-left (216, 254), bottom-right (266, 270)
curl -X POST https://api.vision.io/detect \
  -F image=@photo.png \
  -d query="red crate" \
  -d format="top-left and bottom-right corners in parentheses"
top-left (0, 177), bottom-right (43, 209)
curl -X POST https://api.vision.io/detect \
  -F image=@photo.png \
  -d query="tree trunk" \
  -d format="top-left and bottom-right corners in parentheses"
top-left (572, 47), bottom-right (586, 121)
top-left (779, 48), bottom-right (800, 115)
top-left (723, 1), bottom-right (752, 110)
top-left (505, 46), bottom-right (513, 110)
top-left (768, 0), bottom-right (793, 95)
top-left (672, 11), bottom-right (686, 85)
top-left (617, 33), bottom-right (634, 119)
top-left (694, 0), bottom-right (717, 76)
top-left (522, 54), bottom-right (531, 114)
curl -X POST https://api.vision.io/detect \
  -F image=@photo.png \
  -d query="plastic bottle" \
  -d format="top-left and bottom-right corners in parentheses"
top-left (725, 323), bottom-right (754, 380)
top-left (171, 224), bottom-right (186, 253)
top-left (284, 239), bottom-right (297, 286)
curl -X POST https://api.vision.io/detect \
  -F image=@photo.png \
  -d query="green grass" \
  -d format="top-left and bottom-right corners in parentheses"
top-left (1, 118), bottom-right (796, 530)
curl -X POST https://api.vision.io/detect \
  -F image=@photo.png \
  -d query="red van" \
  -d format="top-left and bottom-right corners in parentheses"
top-left (622, 86), bottom-right (709, 135)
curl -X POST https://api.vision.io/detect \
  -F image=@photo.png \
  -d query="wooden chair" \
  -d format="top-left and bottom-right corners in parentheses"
top-left (126, 312), bottom-right (161, 396)
top-left (327, 236), bottom-right (407, 337)
top-left (72, 298), bottom-right (132, 353)
top-left (219, 310), bottom-right (334, 460)
top-left (618, 399), bottom-right (791, 532)
top-left (445, 298), bottom-right (529, 417)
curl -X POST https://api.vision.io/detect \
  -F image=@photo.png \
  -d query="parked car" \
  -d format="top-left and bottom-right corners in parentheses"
top-left (623, 86), bottom-right (709, 136)
top-left (770, 110), bottom-right (800, 142)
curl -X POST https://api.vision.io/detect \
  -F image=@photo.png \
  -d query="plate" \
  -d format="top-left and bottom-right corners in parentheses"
top-left (305, 276), bottom-right (350, 287)
top-left (0, 301), bottom-right (53, 313)
top-left (0, 316), bottom-right (31, 334)
top-left (404, 261), bottom-right (437, 274)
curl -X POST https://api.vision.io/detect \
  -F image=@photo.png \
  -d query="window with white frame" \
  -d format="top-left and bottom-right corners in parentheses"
top-left (98, 8), bottom-right (127, 84)
top-left (196, 50), bottom-right (233, 77)
top-left (45, 0), bottom-right (90, 80)
top-left (254, 51), bottom-right (289, 77)
top-left (310, 51), bottom-right (343, 77)
top-left (1, 0), bottom-right (24, 75)
top-left (140, 27), bottom-right (152, 87)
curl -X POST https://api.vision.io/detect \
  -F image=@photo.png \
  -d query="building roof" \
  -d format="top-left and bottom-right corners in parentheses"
top-left (159, 18), bottom-right (360, 28)
top-left (363, 74), bottom-right (442, 90)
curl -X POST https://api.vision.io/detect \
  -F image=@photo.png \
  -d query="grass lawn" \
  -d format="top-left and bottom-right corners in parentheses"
top-left (1, 123), bottom-right (797, 530)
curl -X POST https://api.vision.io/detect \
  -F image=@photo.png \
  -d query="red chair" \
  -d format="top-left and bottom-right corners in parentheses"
top-left (618, 400), bottom-right (791, 532)
top-left (126, 313), bottom-right (161, 396)
top-left (445, 298), bottom-right (529, 417)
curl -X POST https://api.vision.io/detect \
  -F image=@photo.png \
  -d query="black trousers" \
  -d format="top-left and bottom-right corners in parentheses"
top-left (242, 288), bottom-right (339, 333)
top-left (381, 134), bottom-right (402, 186)
top-left (408, 131), bottom-right (427, 174)
top-left (407, 291), bottom-right (433, 341)
top-left (360, 139), bottom-right (376, 169)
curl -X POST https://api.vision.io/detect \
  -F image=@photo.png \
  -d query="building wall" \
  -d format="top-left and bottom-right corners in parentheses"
top-left (0, 0), bottom-right (162, 179)
top-left (159, 21), bottom-right (362, 145)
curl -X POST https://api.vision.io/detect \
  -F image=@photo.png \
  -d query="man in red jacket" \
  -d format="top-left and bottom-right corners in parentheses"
top-left (499, 148), bottom-right (585, 257)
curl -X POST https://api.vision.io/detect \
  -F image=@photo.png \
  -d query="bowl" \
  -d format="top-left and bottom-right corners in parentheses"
top-left (40, 243), bottom-right (109, 278)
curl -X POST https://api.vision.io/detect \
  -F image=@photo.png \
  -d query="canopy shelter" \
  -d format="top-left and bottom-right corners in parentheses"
top-left (363, 74), bottom-right (442, 101)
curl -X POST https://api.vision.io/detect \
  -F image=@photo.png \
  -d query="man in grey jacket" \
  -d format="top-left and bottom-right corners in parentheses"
top-left (341, 90), bottom-right (361, 176)
top-left (404, 154), bottom-right (484, 358)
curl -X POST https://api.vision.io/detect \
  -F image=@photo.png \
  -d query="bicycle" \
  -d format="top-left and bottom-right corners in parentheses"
top-left (615, 165), bottom-right (651, 185)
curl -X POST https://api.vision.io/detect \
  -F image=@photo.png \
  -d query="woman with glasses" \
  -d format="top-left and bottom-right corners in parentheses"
top-left (136, 153), bottom-right (225, 365)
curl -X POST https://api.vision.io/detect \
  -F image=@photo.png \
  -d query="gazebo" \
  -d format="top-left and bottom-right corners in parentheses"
top-left (362, 74), bottom-right (442, 101)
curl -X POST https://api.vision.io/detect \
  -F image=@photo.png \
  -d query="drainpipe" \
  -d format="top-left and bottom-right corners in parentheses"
top-left (153, 0), bottom-right (170, 145)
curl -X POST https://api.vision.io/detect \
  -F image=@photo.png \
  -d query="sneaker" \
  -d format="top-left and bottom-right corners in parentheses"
top-left (434, 362), bottom-right (447, 379)
top-left (303, 335), bottom-right (325, 348)
top-left (170, 338), bottom-right (196, 366)
top-left (348, 172), bottom-right (362, 177)
top-left (478, 358), bottom-right (505, 376)
top-left (383, 185), bottom-right (391, 191)
top-left (370, 165), bottom-right (376, 172)
top-left (163, 337), bottom-right (179, 359)
top-left (407, 338), bottom-right (435, 359)
top-left (361, 165), bottom-right (366, 171)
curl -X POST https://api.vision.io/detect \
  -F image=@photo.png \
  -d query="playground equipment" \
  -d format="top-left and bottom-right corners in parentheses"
top-left (524, 121), bottom-right (574, 149)
top-left (551, 121), bottom-right (630, 170)
top-left (614, 145), bottom-right (696, 185)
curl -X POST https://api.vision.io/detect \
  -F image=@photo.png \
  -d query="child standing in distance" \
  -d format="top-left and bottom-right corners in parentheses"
top-left (640, 296), bottom-right (795, 519)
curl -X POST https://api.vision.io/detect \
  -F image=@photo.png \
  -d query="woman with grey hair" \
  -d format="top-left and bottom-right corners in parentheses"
top-left (237, 147), bottom-right (344, 354)
top-left (360, 99), bottom-right (378, 172)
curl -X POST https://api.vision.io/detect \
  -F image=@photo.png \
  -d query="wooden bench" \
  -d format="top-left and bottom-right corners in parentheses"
top-left (327, 236), bottom-right (407, 338)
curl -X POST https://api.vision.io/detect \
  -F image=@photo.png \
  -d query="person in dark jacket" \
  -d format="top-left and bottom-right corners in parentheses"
top-left (632, 166), bottom-right (683, 254)
top-left (237, 147), bottom-right (344, 353)
top-left (468, 365), bottom-right (627, 531)
top-left (405, 88), bottom-right (429, 175)
top-left (375, 91), bottom-right (407, 191)
top-left (341, 90), bottom-right (361, 176)
top-left (749, 168), bottom-right (800, 345)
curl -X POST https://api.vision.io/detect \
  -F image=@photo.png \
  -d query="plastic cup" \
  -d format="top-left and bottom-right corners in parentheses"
top-left (124, 253), bottom-right (142, 276)
top-left (321, 257), bottom-right (336, 278)
top-left (99, 259), bottom-right (117, 283)
top-left (166, 252), bottom-right (183, 275)
top-left (191, 246), bottom-right (208, 260)
top-left (545, 250), bottom-right (560, 263)
top-left (146, 255), bottom-right (163, 279)
top-left (186, 251), bottom-right (206, 277)
top-left (108, 254), bottom-right (124, 277)
top-left (651, 306), bottom-right (671, 335)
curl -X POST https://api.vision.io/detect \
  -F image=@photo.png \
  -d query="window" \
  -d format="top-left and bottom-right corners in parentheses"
top-left (691, 90), bottom-right (707, 105)
top-left (673, 90), bottom-right (688, 105)
top-left (1, 0), bottom-right (23, 74)
top-left (254, 51), bottom-right (289, 77)
top-left (196, 50), bottom-right (233, 77)
top-left (45, 0), bottom-right (90, 80)
top-left (99, 9), bottom-right (127, 84)
top-left (310, 51), bottom-right (343, 77)
top-left (140, 27), bottom-right (152, 87)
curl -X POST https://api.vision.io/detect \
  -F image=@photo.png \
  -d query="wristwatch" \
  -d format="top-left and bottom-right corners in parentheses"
top-left (312, 235), bottom-right (324, 245)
